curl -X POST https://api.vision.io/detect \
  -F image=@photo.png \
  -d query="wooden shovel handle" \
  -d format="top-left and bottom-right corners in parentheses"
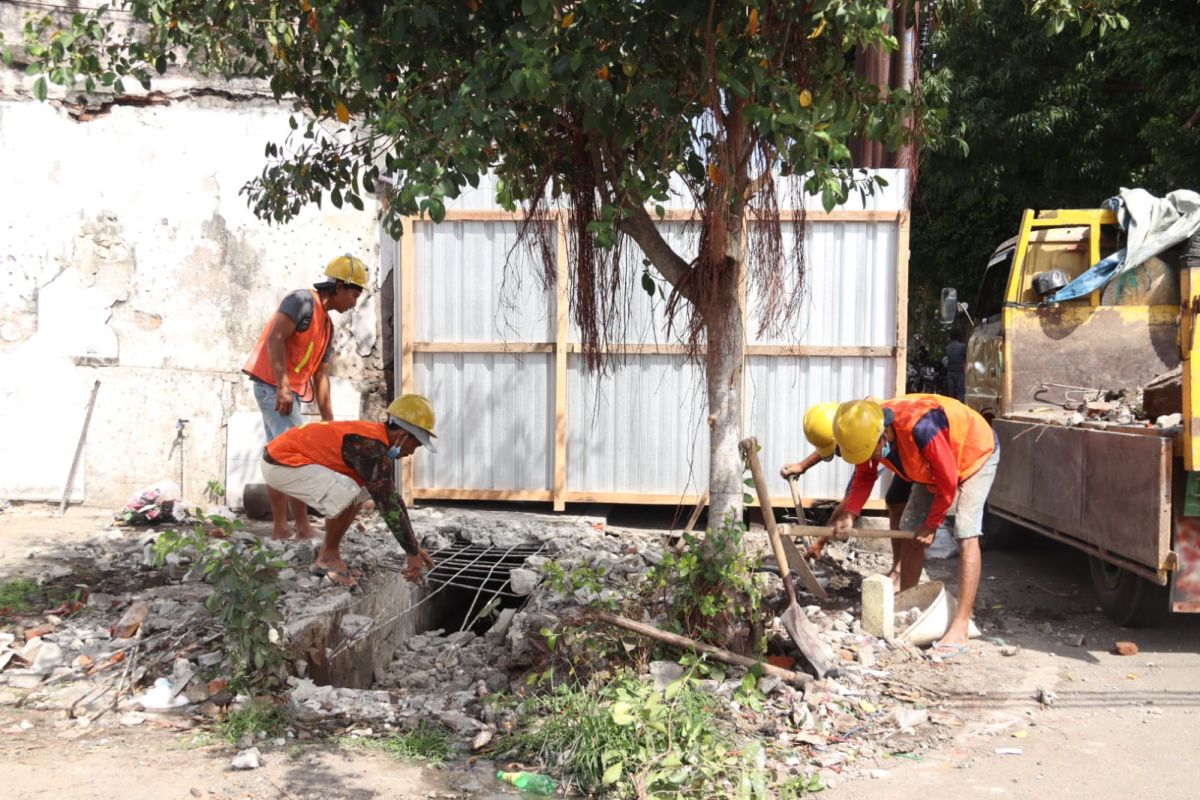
top-left (789, 523), bottom-right (917, 540)
top-left (787, 475), bottom-right (804, 520)
top-left (741, 437), bottom-right (797, 605)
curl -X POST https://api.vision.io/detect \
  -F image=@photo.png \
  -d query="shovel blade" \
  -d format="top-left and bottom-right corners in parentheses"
top-left (780, 603), bottom-right (839, 679)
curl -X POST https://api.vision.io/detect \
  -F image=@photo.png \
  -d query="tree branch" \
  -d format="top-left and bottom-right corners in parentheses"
top-left (618, 205), bottom-right (694, 303)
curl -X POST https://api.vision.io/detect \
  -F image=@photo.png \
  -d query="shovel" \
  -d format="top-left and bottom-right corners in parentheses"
top-left (741, 437), bottom-right (839, 679)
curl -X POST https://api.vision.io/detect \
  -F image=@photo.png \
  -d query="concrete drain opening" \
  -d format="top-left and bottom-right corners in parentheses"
top-left (292, 540), bottom-right (544, 689)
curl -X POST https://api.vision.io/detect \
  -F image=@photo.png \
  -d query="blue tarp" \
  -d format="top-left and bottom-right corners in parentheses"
top-left (1047, 249), bottom-right (1126, 302)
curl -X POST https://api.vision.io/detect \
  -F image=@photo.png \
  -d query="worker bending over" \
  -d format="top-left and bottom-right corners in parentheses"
top-left (260, 394), bottom-right (438, 588)
top-left (780, 402), bottom-right (911, 588)
top-left (823, 394), bottom-right (998, 656)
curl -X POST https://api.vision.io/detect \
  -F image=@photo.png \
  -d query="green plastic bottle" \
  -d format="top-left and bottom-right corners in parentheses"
top-left (496, 770), bottom-right (557, 796)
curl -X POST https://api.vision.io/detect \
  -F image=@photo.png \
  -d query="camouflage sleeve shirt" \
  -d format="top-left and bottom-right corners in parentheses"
top-left (340, 434), bottom-right (420, 555)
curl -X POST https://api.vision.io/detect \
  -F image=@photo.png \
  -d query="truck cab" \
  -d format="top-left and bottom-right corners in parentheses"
top-left (945, 207), bottom-right (1200, 626)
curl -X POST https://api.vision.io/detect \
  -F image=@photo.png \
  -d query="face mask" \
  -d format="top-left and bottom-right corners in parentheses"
top-left (880, 441), bottom-right (892, 460)
top-left (388, 444), bottom-right (402, 459)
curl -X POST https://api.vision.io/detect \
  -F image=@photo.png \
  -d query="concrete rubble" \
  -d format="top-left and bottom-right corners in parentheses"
top-left (1, 504), bottom-right (978, 788)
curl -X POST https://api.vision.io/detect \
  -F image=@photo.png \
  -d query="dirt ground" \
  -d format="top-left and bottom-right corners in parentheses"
top-left (2, 504), bottom-right (1198, 799)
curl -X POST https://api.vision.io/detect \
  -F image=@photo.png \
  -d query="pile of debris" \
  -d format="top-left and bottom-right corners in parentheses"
top-left (1, 507), bottom-right (966, 788)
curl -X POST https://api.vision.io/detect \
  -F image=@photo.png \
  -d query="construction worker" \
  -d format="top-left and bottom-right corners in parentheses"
top-left (243, 255), bottom-right (368, 540)
top-left (780, 402), bottom-right (911, 587)
top-left (259, 394), bottom-right (438, 588)
top-left (824, 394), bottom-right (999, 657)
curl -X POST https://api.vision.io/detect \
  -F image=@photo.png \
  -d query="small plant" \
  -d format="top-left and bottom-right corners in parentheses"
top-left (0, 577), bottom-right (40, 612)
top-left (503, 670), bottom-right (778, 798)
top-left (154, 514), bottom-right (289, 692)
top-left (204, 479), bottom-right (226, 505)
top-left (218, 697), bottom-right (294, 743)
top-left (341, 723), bottom-right (454, 765)
top-left (645, 514), bottom-right (766, 654)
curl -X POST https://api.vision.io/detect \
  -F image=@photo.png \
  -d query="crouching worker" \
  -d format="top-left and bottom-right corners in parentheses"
top-left (259, 394), bottom-right (439, 588)
top-left (824, 394), bottom-right (999, 657)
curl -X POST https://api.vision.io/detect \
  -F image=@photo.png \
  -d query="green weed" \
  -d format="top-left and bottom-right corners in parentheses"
top-left (153, 514), bottom-right (288, 692)
top-left (340, 723), bottom-right (454, 765)
top-left (0, 577), bottom-right (40, 612)
top-left (504, 670), bottom-right (781, 798)
top-left (217, 698), bottom-right (294, 743)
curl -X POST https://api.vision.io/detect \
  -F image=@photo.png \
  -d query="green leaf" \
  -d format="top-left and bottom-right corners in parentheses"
top-left (32, 76), bottom-right (47, 101)
top-left (610, 701), bottom-right (635, 725)
top-left (602, 762), bottom-right (623, 785)
top-left (640, 271), bottom-right (654, 297)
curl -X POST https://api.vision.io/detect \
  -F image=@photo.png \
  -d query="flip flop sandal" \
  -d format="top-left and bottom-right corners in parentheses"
top-left (309, 566), bottom-right (360, 588)
top-left (929, 642), bottom-right (970, 661)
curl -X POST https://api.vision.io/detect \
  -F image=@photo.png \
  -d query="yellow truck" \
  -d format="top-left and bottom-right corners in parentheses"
top-left (943, 206), bottom-right (1200, 626)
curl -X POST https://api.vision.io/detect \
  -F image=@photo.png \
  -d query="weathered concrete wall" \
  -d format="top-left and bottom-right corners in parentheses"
top-left (0, 84), bottom-right (384, 507)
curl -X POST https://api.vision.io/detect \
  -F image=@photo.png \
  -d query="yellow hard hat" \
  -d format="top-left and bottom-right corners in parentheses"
top-left (386, 394), bottom-right (437, 452)
top-left (323, 254), bottom-right (369, 290)
top-left (833, 399), bottom-right (886, 465)
top-left (803, 402), bottom-right (839, 459)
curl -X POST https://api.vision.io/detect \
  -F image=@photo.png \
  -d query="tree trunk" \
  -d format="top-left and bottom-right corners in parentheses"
top-left (705, 253), bottom-right (745, 525)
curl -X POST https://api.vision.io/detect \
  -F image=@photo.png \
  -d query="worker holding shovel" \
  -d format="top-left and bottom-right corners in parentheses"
top-left (780, 403), bottom-right (912, 588)
top-left (258, 394), bottom-right (438, 588)
top-left (823, 395), bottom-right (998, 658)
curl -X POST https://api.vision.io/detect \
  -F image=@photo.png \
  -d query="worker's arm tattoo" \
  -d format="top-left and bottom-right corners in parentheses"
top-left (341, 435), bottom-right (420, 555)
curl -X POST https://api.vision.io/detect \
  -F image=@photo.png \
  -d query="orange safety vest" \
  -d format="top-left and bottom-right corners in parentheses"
top-left (242, 290), bottom-right (332, 403)
top-left (266, 421), bottom-right (390, 484)
top-left (884, 394), bottom-right (994, 485)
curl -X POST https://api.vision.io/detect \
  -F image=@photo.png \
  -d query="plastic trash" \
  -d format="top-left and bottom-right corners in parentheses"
top-left (496, 771), bottom-right (557, 796)
top-left (131, 677), bottom-right (188, 710)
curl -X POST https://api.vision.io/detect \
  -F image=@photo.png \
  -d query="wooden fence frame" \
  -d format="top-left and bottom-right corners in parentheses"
top-left (399, 207), bottom-right (908, 510)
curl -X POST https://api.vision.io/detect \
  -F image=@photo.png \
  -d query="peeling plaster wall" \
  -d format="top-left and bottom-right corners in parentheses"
top-left (0, 95), bottom-right (384, 507)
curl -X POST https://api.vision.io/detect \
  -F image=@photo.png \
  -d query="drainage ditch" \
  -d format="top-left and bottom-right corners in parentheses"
top-left (287, 541), bottom-right (543, 689)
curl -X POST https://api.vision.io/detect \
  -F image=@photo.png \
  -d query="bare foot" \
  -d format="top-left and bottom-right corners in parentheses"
top-left (270, 527), bottom-right (294, 541)
top-left (294, 526), bottom-right (318, 541)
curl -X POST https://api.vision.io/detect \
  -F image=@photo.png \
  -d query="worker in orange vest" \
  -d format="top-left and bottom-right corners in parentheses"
top-left (824, 395), bottom-right (999, 658)
top-left (780, 401), bottom-right (912, 589)
top-left (243, 255), bottom-right (368, 540)
top-left (260, 394), bottom-right (438, 588)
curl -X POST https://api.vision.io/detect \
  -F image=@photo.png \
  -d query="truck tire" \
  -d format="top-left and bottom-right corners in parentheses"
top-left (1088, 556), bottom-right (1170, 628)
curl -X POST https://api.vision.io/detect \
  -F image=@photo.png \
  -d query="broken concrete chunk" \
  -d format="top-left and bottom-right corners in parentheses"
top-left (230, 747), bottom-right (263, 770)
top-left (31, 642), bottom-right (64, 675)
top-left (339, 614), bottom-right (373, 640)
top-left (649, 660), bottom-right (685, 692)
top-left (508, 568), bottom-right (539, 595)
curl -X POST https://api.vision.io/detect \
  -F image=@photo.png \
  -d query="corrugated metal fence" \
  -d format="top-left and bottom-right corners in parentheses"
top-left (391, 172), bottom-right (908, 510)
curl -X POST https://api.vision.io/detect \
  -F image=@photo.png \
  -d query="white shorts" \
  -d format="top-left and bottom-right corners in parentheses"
top-left (260, 460), bottom-right (369, 518)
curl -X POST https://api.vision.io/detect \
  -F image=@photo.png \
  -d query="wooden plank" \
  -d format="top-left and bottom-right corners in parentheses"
top-left (413, 341), bottom-right (554, 353)
top-left (894, 211), bottom-right (910, 397)
top-left (595, 611), bottom-right (810, 686)
top-left (747, 344), bottom-right (894, 357)
top-left (789, 524), bottom-right (915, 540)
top-left (436, 208), bottom-right (901, 224)
top-left (412, 488), bottom-right (553, 502)
top-left (400, 216), bottom-right (416, 506)
top-left (562, 343), bottom-right (894, 357)
top-left (553, 213), bottom-right (570, 511)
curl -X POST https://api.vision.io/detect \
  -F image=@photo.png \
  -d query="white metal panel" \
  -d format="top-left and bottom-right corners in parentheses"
top-left (567, 354), bottom-right (709, 495)
top-left (744, 355), bottom-right (894, 501)
top-left (748, 221), bottom-right (897, 347)
top-left (415, 221), bottom-right (555, 342)
top-left (567, 221), bottom-right (701, 345)
top-left (413, 352), bottom-right (554, 491)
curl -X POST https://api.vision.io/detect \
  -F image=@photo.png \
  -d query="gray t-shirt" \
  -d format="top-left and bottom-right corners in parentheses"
top-left (277, 290), bottom-right (331, 363)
